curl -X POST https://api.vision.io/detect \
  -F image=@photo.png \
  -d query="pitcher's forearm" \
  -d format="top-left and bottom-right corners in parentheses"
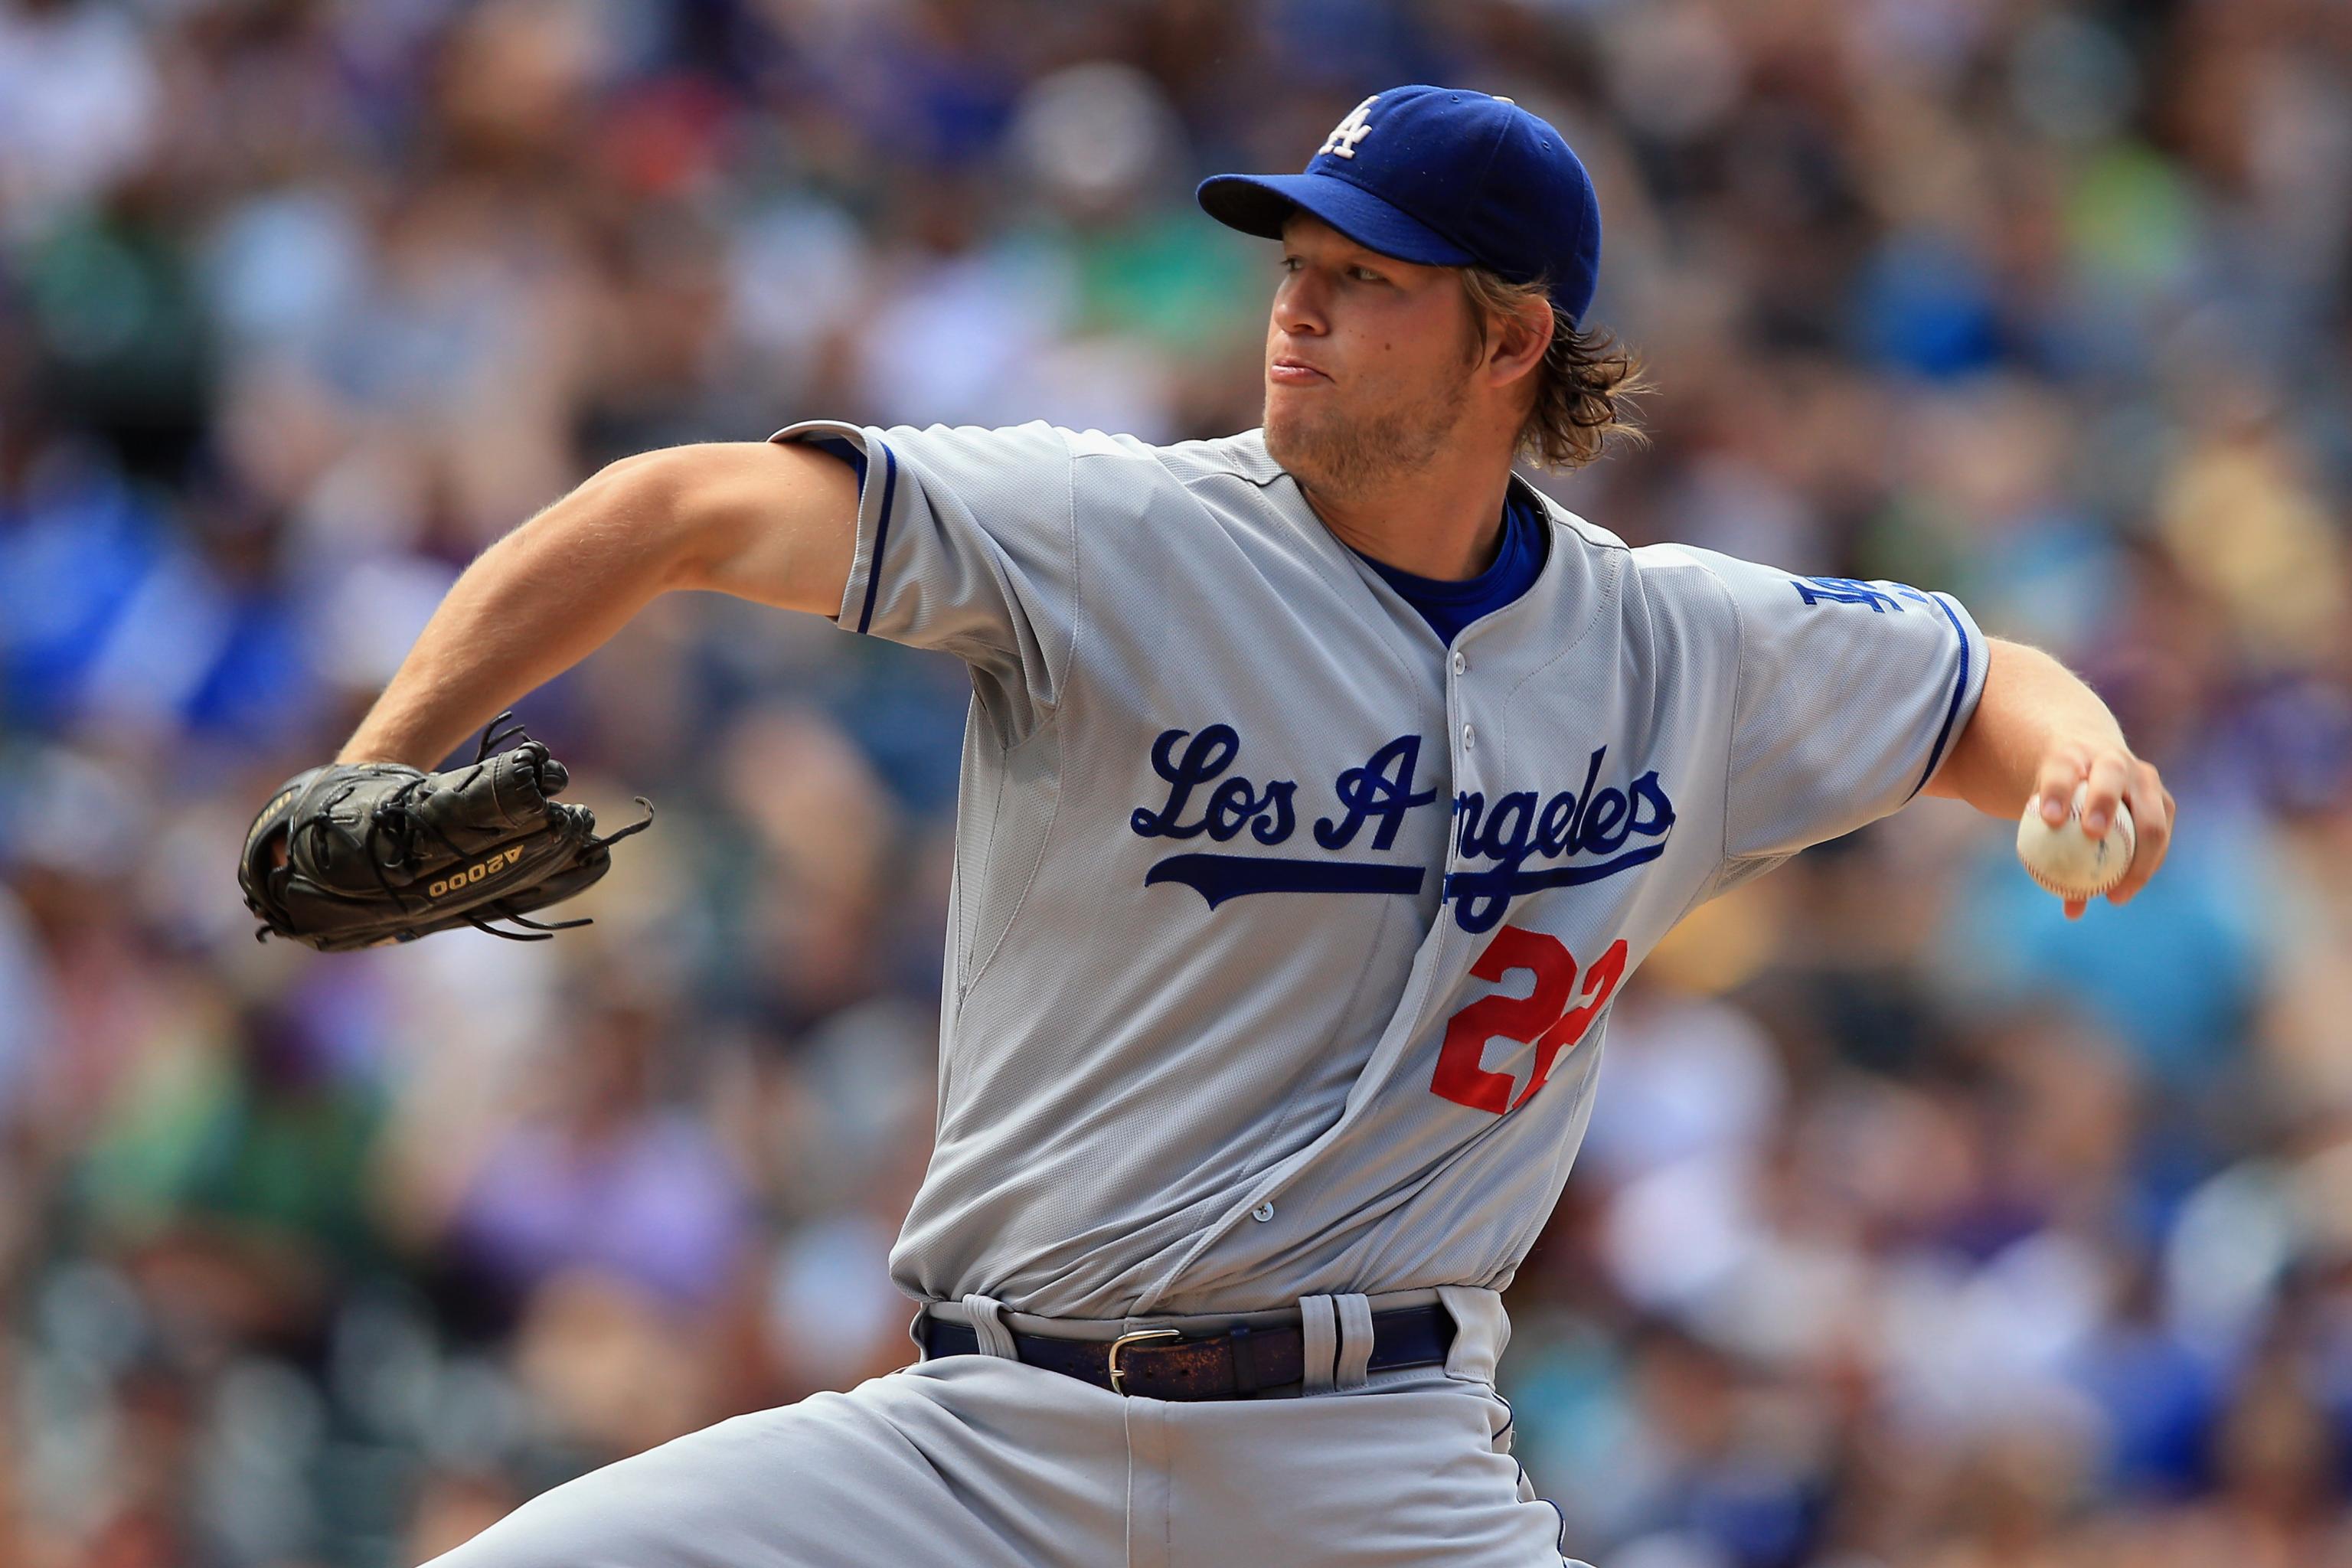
top-left (1924, 639), bottom-right (2125, 815)
top-left (338, 458), bottom-right (691, 767)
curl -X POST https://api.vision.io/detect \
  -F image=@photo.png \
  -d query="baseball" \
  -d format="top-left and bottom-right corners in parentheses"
top-left (2015, 780), bottom-right (2135, 900)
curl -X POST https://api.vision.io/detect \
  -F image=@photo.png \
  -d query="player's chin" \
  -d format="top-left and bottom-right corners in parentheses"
top-left (1263, 379), bottom-right (1331, 429)
top-left (1263, 397), bottom-right (1335, 452)
top-left (1261, 407), bottom-right (1320, 475)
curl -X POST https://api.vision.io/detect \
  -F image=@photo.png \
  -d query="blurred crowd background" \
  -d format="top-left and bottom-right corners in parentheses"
top-left (2, 0), bottom-right (2350, 1564)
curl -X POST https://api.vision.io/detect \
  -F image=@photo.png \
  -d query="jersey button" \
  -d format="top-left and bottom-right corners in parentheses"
top-left (1251, 1201), bottom-right (1275, 1223)
top-left (1461, 723), bottom-right (1476, 750)
top-left (1452, 650), bottom-right (1468, 676)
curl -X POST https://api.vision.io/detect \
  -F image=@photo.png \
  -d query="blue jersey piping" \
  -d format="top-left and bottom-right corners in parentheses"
top-left (1909, 591), bottom-right (1973, 799)
top-left (855, 442), bottom-right (899, 635)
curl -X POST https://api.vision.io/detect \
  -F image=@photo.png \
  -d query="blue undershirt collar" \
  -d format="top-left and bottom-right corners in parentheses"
top-left (1351, 488), bottom-right (1550, 646)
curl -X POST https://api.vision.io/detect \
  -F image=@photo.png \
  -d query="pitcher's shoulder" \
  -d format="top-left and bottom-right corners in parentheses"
top-left (1532, 498), bottom-right (1632, 559)
top-left (1604, 539), bottom-right (1768, 655)
top-left (1524, 493), bottom-right (1642, 600)
top-left (1596, 533), bottom-right (1746, 603)
top-left (1059, 426), bottom-right (1287, 491)
top-left (1524, 501), bottom-right (1749, 641)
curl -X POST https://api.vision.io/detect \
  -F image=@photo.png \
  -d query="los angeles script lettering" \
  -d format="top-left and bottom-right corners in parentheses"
top-left (1130, 724), bottom-right (1675, 933)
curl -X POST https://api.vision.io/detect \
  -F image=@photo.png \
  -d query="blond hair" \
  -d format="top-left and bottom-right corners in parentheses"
top-left (1459, 267), bottom-right (1650, 470)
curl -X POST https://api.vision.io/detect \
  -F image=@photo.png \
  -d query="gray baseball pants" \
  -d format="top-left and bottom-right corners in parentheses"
top-left (421, 1285), bottom-right (1589, 1567)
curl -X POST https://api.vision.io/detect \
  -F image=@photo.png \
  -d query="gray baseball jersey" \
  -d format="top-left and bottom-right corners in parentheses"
top-left (772, 416), bottom-right (1985, 1322)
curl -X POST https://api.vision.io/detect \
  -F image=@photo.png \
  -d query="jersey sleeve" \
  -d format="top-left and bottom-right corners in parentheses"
top-left (1687, 547), bottom-right (1990, 867)
top-left (769, 418), bottom-right (1080, 733)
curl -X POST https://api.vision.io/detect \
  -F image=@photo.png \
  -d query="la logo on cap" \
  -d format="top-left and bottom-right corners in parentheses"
top-left (1318, 96), bottom-right (1378, 160)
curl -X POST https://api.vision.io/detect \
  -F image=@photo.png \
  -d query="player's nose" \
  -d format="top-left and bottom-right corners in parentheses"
top-left (1272, 276), bottom-right (1329, 337)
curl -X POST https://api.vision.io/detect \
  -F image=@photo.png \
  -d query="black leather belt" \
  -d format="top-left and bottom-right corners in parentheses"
top-left (920, 1304), bottom-right (1455, 1400)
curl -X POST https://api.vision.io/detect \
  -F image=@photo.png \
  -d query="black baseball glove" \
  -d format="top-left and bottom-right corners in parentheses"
top-left (238, 713), bottom-right (652, 952)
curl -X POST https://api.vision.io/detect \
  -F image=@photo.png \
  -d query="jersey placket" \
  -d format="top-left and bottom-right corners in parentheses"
top-left (1444, 630), bottom-right (1485, 937)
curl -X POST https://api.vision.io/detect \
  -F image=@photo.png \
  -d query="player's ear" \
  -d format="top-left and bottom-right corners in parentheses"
top-left (1481, 296), bottom-right (1553, 387)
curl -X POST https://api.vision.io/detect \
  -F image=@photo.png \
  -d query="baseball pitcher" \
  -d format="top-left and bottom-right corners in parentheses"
top-left (243, 86), bottom-right (2176, 1567)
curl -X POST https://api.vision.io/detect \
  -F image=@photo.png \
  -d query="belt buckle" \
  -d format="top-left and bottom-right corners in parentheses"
top-left (1106, 1328), bottom-right (1181, 1396)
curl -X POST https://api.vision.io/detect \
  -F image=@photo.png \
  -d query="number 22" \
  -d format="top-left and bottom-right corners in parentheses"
top-left (1429, 926), bottom-right (1628, 1114)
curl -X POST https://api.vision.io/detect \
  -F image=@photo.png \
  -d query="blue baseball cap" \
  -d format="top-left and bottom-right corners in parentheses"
top-left (1197, 86), bottom-right (1603, 325)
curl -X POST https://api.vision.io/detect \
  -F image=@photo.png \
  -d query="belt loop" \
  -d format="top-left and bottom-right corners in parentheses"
top-left (1298, 1295), bottom-right (1339, 1393)
top-left (959, 1293), bottom-right (1019, 1360)
top-left (1436, 1285), bottom-right (1507, 1382)
top-left (1332, 1294), bottom-right (1374, 1390)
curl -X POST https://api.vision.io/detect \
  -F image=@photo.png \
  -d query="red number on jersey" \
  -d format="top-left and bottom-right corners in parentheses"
top-left (1429, 926), bottom-right (1576, 1113)
top-left (1518, 936), bottom-right (1627, 1109)
top-left (1429, 926), bottom-right (1630, 1115)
